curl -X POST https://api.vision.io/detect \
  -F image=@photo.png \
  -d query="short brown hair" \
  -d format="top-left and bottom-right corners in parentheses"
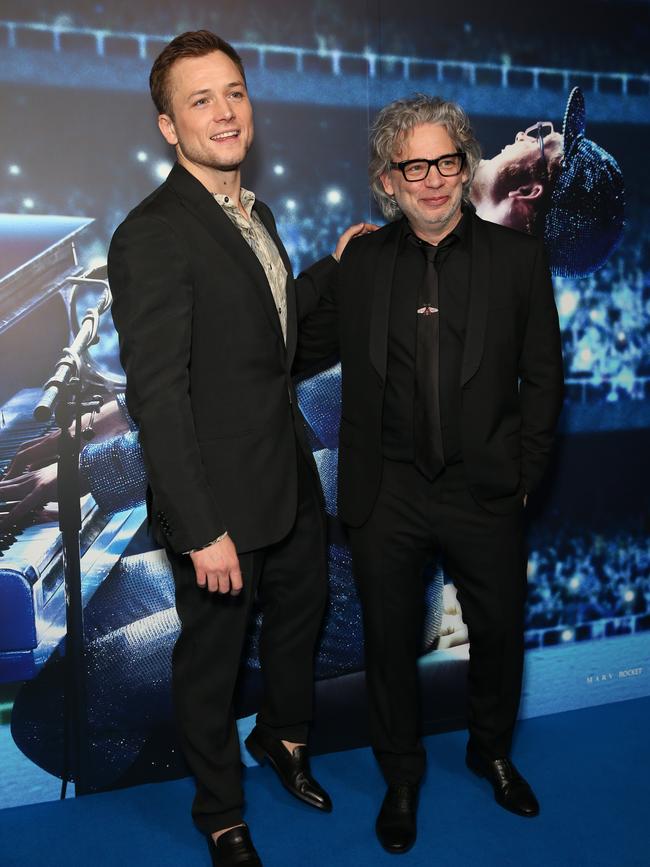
top-left (149, 30), bottom-right (246, 117)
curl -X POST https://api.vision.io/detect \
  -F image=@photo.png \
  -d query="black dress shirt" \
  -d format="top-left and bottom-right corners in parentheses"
top-left (382, 211), bottom-right (471, 466)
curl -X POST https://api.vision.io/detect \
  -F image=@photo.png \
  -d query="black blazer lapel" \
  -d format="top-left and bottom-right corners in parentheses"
top-left (369, 220), bottom-right (403, 383)
top-left (165, 164), bottom-right (284, 340)
top-left (460, 212), bottom-right (490, 387)
top-left (254, 202), bottom-right (297, 365)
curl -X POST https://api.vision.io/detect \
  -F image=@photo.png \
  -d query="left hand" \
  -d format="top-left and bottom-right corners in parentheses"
top-left (333, 222), bottom-right (379, 261)
top-left (0, 464), bottom-right (59, 529)
top-left (437, 582), bottom-right (469, 649)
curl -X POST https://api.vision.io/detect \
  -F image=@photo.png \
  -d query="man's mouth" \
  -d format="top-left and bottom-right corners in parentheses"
top-left (211, 130), bottom-right (240, 141)
top-left (421, 195), bottom-right (449, 207)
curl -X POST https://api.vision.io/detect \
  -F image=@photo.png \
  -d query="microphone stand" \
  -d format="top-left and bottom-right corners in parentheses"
top-left (34, 277), bottom-right (112, 798)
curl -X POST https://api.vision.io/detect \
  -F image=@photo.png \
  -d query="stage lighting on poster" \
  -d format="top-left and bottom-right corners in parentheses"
top-left (154, 160), bottom-right (173, 181)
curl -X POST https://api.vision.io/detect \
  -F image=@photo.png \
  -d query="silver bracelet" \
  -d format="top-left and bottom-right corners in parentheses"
top-left (185, 530), bottom-right (228, 555)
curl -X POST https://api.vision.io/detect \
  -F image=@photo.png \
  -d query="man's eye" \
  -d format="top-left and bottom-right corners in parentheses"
top-left (405, 162), bottom-right (426, 176)
top-left (193, 98), bottom-right (208, 107)
top-left (229, 91), bottom-right (244, 99)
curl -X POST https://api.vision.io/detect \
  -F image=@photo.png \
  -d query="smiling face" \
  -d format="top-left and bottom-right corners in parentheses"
top-left (380, 122), bottom-right (468, 244)
top-left (157, 50), bottom-right (254, 189)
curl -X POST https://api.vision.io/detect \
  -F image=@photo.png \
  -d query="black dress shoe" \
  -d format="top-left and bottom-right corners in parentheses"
top-left (207, 826), bottom-right (262, 866)
top-left (245, 726), bottom-right (332, 812)
top-left (375, 783), bottom-right (418, 854)
top-left (466, 748), bottom-right (540, 817)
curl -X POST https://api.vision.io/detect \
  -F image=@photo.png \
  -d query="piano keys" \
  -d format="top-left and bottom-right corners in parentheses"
top-left (0, 215), bottom-right (146, 683)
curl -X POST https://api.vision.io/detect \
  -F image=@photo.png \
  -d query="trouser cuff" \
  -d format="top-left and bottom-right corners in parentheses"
top-left (255, 717), bottom-right (310, 744)
top-left (194, 808), bottom-right (244, 836)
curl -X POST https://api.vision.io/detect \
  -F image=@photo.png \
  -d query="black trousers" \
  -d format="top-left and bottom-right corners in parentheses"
top-left (167, 448), bottom-right (327, 834)
top-left (347, 459), bottom-right (527, 785)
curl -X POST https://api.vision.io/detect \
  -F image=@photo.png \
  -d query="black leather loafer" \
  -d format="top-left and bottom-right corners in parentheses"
top-left (245, 726), bottom-right (332, 812)
top-left (466, 748), bottom-right (540, 817)
top-left (375, 783), bottom-right (418, 854)
top-left (207, 826), bottom-right (262, 866)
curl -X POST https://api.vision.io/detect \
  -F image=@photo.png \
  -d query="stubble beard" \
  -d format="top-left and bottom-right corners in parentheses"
top-left (416, 195), bottom-right (463, 236)
top-left (178, 139), bottom-right (248, 175)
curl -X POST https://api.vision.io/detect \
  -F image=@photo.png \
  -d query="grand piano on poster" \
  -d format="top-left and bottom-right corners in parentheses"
top-left (0, 213), bottom-right (146, 684)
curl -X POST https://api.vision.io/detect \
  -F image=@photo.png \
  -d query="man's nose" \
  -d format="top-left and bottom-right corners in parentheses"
top-left (424, 167), bottom-right (444, 187)
top-left (214, 98), bottom-right (235, 121)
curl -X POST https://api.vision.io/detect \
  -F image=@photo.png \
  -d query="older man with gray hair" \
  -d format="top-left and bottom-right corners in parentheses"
top-left (298, 93), bottom-right (564, 853)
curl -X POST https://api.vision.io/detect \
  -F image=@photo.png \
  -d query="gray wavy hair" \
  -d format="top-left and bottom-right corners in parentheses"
top-left (369, 94), bottom-right (482, 220)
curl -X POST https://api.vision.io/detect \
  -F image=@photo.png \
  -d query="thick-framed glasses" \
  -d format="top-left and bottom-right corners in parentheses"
top-left (389, 152), bottom-right (466, 182)
top-left (523, 122), bottom-right (554, 179)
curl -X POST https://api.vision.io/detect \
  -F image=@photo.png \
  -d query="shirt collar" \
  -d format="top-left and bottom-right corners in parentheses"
top-left (213, 186), bottom-right (256, 219)
top-left (403, 205), bottom-right (470, 250)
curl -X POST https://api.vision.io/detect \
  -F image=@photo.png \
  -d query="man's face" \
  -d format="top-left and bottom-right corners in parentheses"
top-left (477, 128), bottom-right (563, 198)
top-left (158, 50), bottom-right (254, 177)
top-left (470, 126), bottom-right (563, 232)
top-left (380, 123), bottom-right (468, 239)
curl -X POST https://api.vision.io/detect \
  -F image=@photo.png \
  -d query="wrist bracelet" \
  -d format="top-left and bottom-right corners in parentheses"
top-left (185, 530), bottom-right (228, 555)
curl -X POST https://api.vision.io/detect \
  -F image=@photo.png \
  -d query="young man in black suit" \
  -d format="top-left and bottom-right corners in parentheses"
top-left (108, 30), bottom-right (366, 867)
top-left (298, 94), bottom-right (564, 854)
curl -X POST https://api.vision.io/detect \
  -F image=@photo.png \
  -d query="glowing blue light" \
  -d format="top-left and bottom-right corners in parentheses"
top-left (561, 629), bottom-right (574, 642)
top-left (326, 188), bottom-right (342, 205)
top-left (136, 151), bottom-right (148, 163)
top-left (558, 290), bottom-right (578, 318)
top-left (285, 199), bottom-right (297, 211)
top-left (273, 164), bottom-right (285, 176)
top-left (22, 197), bottom-right (34, 209)
top-left (568, 576), bottom-right (581, 591)
top-left (8, 164), bottom-right (21, 176)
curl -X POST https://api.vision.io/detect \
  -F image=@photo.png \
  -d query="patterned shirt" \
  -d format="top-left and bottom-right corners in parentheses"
top-left (213, 187), bottom-right (288, 343)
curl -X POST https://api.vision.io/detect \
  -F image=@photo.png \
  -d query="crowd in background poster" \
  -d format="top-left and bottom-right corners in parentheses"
top-left (0, 0), bottom-right (648, 809)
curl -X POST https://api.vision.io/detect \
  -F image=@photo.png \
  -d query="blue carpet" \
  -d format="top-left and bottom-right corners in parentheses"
top-left (0, 698), bottom-right (648, 866)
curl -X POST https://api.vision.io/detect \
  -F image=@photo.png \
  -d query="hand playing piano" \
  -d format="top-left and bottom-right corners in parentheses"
top-left (0, 463), bottom-right (60, 529)
top-left (3, 398), bottom-right (129, 485)
top-left (3, 429), bottom-right (61, 481)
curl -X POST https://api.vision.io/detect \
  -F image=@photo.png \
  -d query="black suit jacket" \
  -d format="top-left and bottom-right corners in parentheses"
top-left (108, 163), bottom-right (336, 554)
top-left (297, 212), bottom-right (564, 526)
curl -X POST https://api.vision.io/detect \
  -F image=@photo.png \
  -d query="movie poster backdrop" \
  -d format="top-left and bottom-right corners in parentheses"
top-left (0, 0), bottom-right (648, 808)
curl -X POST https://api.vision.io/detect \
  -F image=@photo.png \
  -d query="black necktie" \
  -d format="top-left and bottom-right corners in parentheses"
top-left (413, 240), bottom-right (451, 481)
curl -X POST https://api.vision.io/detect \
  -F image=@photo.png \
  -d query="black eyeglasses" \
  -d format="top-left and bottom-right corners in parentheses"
top-left (389, 152), bottom-right (466, 182)
top-left (523, 122), bottom-right (554, 180)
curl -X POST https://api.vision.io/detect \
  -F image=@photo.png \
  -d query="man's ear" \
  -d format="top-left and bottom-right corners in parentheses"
top-left (158, 113), bottom-right (178, 147)
top-left (508, 183), bottom-right (544, 201)
top-left (380, 171), bottom-right (395, 198)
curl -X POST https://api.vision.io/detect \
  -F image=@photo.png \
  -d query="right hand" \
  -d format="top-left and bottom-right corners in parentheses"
top-left (333, 222), bottom-right (379, 261)
top-left (190, 533), bottom-right (243, 596)
top-left (3, 430), bottom-right (61, 480)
